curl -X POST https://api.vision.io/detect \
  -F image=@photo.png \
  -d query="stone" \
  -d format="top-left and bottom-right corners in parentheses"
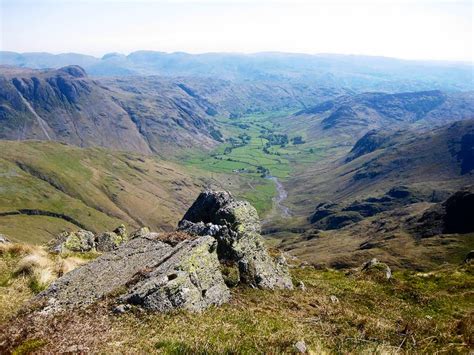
top-left (0, 234), bottom-right (10, 244)
top-left (361, 258), bottom-right (392, 280)
top-left (297, 280), bottom-right (306, 291)
top-left (294, 340), bottom-right (307, 353)
top-left (50, 229), bottom-right (95, 253)
top-left (464, 250), bottom-right (474, 263)
top-left (113, 224), bottom-right (127, 238)
top-left (122, 236), bottom-right (230, 312)
top-left (178, 190), bottom-right (293, 290)
top-left (129, 226), bottom-right (150, 239)
top-left (95, 231), bottom-right (125, 252)
top-left (37, 234), bottom-right (230, 314)
top-left (112, 304), bottom-right (131, 314)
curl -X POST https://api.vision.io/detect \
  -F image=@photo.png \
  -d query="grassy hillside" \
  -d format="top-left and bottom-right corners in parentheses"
top-left (1, 243), bottom-right (472, 353)
top-left (0, 140), bottom-right (208, 244)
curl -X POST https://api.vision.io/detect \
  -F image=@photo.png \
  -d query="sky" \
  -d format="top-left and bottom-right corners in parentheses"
top-left (0, 0), bottom-right (472, 62)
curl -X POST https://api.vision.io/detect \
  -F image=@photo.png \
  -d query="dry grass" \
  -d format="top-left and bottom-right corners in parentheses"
top-left (0, 243), bottom-right (89, 322)
top-left (1, 260), bottom-right (472, 354)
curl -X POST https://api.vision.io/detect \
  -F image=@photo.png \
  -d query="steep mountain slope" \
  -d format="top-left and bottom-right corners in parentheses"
top-left (0, 66), bottom-right (226, 154)
top-left (296, 90), bottom-right (474, 139)
top-left (1, 51), bottom-right (472, 92)
top-left (0, 140), bottom-right (209, 244)
top-left (288, 119), bottom-right (474, 217)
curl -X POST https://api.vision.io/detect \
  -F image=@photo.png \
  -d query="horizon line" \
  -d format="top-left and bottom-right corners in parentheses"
top-left (1, 50), bottom-right (473, 65)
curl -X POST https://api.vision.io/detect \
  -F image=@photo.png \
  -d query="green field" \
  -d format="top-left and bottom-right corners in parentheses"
top-left (182, 111), bottom-right (322, 217)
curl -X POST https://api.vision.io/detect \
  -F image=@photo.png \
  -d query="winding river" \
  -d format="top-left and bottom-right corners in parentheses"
top-left (266, 176), bottom-right (292, 217)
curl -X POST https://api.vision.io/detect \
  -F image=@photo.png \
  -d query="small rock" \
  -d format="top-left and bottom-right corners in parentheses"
top-left (113, 304), bottom-right (130, 314)
top-left (50, 229), bottom-right (95, 253)
top-left (361, 258), bottom-right (392, 280)
top-left (297, 280), bottom-right (306, 291)
top-left (0, 234), bottom-right (11, 244)
top-left (95, 231), bottom-right (125, 252)
top-left (464, 250), bottom-right (474, 263)
top-left (330, 295), bottom-right (339, 304)
top-left (294, 340), bottom-right (307, 353)
top-left (129, 226), bottom-right (150, 239)
top-left (113, 224), bottom-right (127, 238)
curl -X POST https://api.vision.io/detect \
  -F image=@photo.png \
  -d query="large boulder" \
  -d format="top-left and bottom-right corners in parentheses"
top-left (121, 235), bottom-right (230, 312)
top-left (50, 229), bottom-right (95, 253)
top-left (178, 190), bottom-right (293, 289)
top-left (38, 233), bottom-right (229, 313)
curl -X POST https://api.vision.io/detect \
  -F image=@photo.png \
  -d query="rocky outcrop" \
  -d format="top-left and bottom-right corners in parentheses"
top-left (50, 230), bottom-right (95, 253)
top-left (50, 224), bottom-right (140, 254)
top-left (121, 235), bottom-right (230, 312)
top-left (39, 233), bottom-right (228, 313)
top-left (38, 190), bottom-right (292, 314)
top-left (178, 190), bottom-right (293, 289)
top-left (309, 186), bottom-right (448, 230)
top-left (408, 186), bottom-right (474, 237)
top-left (361, 258), bottom-right (392, 280)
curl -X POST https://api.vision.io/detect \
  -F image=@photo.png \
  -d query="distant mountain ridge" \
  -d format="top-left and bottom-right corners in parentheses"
top-left (0, 65), bottom-right (340, 154)
top-left (1, 51), bottom-right (473, 92)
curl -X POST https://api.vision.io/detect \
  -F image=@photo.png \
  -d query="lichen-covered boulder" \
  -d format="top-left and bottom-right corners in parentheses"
top-left (50, 230), bottom-right (95, 253)
top-left (178, 190), bottom-right (293, 289)
top-left (95, 226), bottom-right (128, 252)
top-left (37, 233), bottom-right (230, 313)
top-left (122, 235), bottom-right (230, 312)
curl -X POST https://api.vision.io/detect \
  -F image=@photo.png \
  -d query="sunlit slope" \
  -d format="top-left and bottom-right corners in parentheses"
top-left (0, 140), bottom-right (205, 243)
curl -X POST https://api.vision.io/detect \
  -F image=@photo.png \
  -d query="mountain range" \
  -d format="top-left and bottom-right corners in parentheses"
top-left (1, 51), bottom-right (473, 92)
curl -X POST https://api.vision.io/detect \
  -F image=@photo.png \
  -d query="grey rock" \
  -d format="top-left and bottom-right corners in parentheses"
top-left (113, 224), bottom-right (127, 238)
top-left (95, 231), bottom-right (126, 252)
top-left (112, 304), bottom-right (131, 314)
top-left (297, 280), bottom-right (306, 291)
top-left (178, 190), bottom-right (293, 290)
top-left (38, 234), bottom-right (230, 313)
top-left (294, 340), bottom-right (307, 353)
top-left (0, 234), bottom-right (10, 244)
top-left (362, 258), bottom-right (392, 280)
top-left (122, 236), bottom-right (230, 312)
top-left (464, 250), bottom-right (474, 263)
top-left (129, 226), bottom-right (150, 239)
top-left (50, 229), bottom-right (95, 253)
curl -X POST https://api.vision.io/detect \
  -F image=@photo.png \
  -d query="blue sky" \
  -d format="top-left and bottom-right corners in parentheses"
top-left (1, 0), bottom-right (472, 61)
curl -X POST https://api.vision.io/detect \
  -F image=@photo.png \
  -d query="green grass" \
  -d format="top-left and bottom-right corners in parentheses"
top-left (3, 258), bottom-right (472, 353)
top-left (0, 140), bottom-right (208, 243)
top-left (182, 111), bottom-right (310, 216)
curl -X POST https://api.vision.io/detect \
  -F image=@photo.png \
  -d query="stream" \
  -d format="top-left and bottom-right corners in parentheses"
top-left (266, 176), bottom-right (292, 217)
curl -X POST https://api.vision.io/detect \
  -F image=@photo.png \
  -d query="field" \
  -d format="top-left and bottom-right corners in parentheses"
top-left (182, 111), bottom-right (328, 218)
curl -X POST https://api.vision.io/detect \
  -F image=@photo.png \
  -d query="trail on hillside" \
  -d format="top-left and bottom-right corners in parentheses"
top-left (17, 91), bottom-right (52, 141)
top-left (266, 176), bottom-right (292, 218)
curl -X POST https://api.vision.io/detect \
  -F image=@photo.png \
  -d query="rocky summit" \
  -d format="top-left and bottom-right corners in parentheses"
top-left (178, 190), bottom-right (293, 289)
top-left (36, 190), bottom-right (292, 314)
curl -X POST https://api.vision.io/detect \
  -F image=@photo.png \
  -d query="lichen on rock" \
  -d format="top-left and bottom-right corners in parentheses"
top-left (178, 190), bottom-right (293, 290)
